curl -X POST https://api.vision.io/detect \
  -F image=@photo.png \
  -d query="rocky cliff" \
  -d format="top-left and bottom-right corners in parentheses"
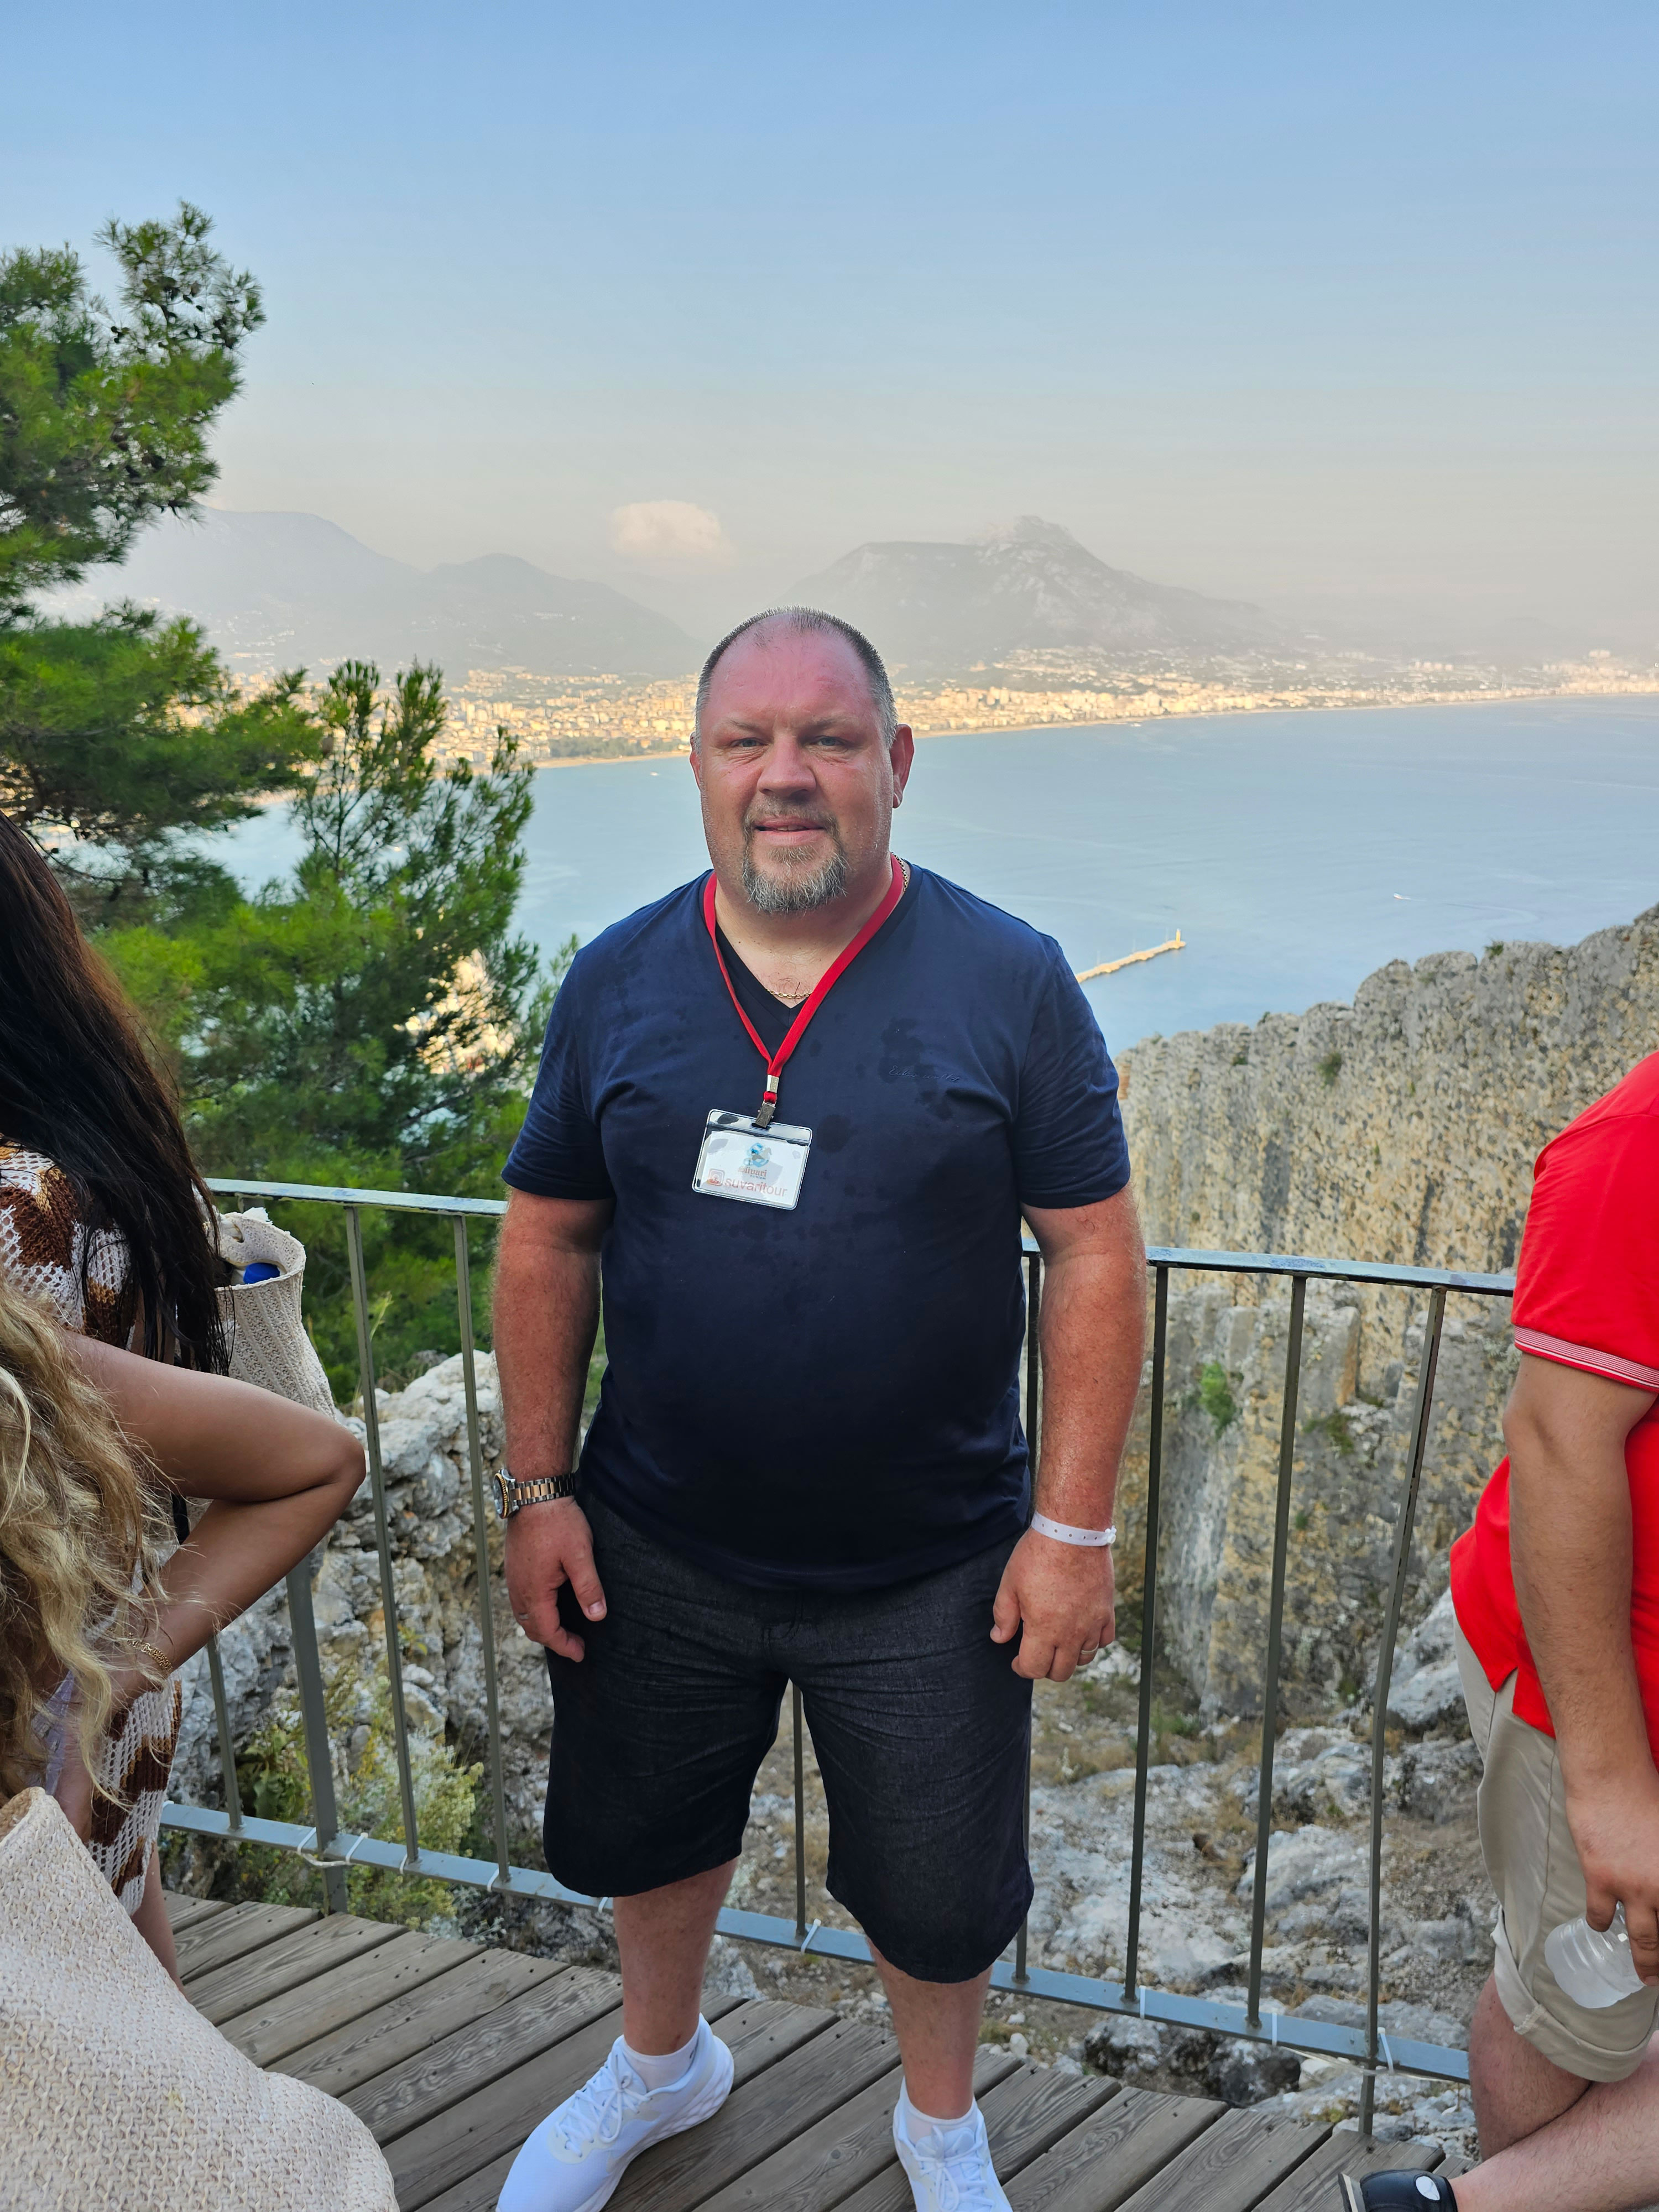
top-left (1120, 908), bottom-right (1659, 1271)
top-left (1111, 906), bottom-right (1659, 1715)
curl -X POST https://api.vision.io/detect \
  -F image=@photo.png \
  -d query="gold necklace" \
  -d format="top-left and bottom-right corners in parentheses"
top-left (753, 858), bottom-right (907, 1005)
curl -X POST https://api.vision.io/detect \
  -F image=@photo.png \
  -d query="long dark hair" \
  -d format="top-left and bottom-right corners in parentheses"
top-left (0, 812), bottom-right (227, 1374)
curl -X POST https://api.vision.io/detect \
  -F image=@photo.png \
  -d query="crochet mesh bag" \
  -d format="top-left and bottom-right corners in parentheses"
top-left (0, 1788), bottom-right (395, 2210)
top-left (215, 1210), bottom-right (337, 1417)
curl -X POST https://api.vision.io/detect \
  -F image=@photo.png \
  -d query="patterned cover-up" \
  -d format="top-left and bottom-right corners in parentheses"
top-left (0, 1142), bottom-right (184, 1914)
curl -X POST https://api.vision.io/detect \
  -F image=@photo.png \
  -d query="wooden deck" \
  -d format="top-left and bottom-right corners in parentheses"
top-left (168, 1893), bottom-right (1467, 2212)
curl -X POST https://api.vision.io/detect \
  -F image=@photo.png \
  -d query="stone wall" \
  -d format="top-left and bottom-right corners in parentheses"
top-left (1119, 907), bottom-right (1659, 1274)
top-left (1110, 906), bottom-right (1659, 1714)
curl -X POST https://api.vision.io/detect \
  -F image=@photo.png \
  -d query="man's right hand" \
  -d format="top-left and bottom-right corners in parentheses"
top-left (1565, 1766), bottom-right (1659, 1983)
top-left (504, 1498), bottom-right (607, 1660)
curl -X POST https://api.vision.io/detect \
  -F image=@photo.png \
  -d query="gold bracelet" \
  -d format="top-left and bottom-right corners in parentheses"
top-left (134, 1639), bottom-right (173, 1682)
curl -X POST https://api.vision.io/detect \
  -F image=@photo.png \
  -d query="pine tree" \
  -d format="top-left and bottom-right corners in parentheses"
top-left (106, 663), bottom-right (571, 1391)
top-left (0, 204), bottom-right (315, 904)
top-left (2, 206), bottom-right (570, 1385)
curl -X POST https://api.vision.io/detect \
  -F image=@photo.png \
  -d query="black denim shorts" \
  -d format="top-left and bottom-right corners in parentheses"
top-left (542, 1492), bottom-right (1032, 1985)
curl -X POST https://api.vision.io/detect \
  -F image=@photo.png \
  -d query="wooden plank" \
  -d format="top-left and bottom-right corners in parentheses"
top-left (174, 1899), bottom-right (318, 1981)
top-left (1006, 2086), bottom-right (1223, 2212)
top-left (1112, 2107), bottom-right (1327, 2212)
top-left (416, 2000), bottom-right (834, 2212)
top-left (833, 2061), bottom-right (1120, 2212)
top-left (162, 1890), bottom-right (228, 1933)
top-left (346, 1965), bottom-right (625, 2145)
top-left (383, 1992), bottom-right (750, 2210)
top-left (278, 1950), bottom-right (568, 2101)
top-left (696, 2044), bottom-right (1022, 2212)
top-left (190, 1913), bottom-right (403, 2025)
top-left (614, 2016), bottom-right (900, 2212)
top-left (221, 1929), bottom-right (478, 2067)
top-left (1252, 2130), bottom-right (1439, 2212)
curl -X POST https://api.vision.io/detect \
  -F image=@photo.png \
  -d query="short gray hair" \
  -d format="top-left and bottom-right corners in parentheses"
top-left (693, 607), bottom-right (898, 749)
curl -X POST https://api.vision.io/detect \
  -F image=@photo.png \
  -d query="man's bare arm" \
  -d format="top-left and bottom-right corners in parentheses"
top-left (1509, 1353), bottom-right (1659, 1974)
top-left (493, 1187), bottom-right (612, 1660)
top-left (990, 1186), bottom-right (1146, 1682)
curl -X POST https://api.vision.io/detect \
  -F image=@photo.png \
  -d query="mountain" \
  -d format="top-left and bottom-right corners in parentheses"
top-left (792, 516), bottom-right (1281, 674)
top-left (49, 510), bottom-right (697, 680)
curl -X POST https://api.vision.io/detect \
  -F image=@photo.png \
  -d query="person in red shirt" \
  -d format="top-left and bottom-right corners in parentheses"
top-left (1352, 1054), bottom-right (1659, 2212)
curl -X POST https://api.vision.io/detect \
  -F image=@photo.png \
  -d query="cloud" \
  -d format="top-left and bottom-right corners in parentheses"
top-left (609, 499), bottom-right (734, 570)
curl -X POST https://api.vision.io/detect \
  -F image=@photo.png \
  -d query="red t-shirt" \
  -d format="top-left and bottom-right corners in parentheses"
top-left (1451, 1052), bottom-right (1659, 1749)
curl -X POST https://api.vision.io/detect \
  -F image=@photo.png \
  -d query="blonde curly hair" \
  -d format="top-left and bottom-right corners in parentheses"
top-left (0, 1280), bottom-right (167, 1799)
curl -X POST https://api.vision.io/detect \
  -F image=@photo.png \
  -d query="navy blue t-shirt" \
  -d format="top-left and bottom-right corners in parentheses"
top-left (503, 865), bottom-right (1130, 1590)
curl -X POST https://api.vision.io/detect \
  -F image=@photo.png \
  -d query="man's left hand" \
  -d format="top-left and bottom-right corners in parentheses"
top-left (990, 1528), bottom-right (1116, 1682)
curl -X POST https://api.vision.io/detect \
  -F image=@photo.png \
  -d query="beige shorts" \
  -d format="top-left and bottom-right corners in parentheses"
top-left (1458, 1621), bottom-right (1659, 2080)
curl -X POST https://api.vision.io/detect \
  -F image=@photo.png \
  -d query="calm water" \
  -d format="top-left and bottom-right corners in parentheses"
top-left (222, 695), bottom-right (1659, 1055)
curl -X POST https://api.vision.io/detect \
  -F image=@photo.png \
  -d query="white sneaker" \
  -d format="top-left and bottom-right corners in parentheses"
top-left (893, 2099), bottom-right (1011, 2212)
top-left (495, 2018), bottom-right (734, 2212)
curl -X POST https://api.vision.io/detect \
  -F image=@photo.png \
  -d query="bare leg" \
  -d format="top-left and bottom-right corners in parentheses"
top-left (613, 1859), bottom-right (735, 2056)
top-left (131, 1854), bottom-right (182, 1987)
top-left (1455, 1973), bottom-right (1659, 2212)
top-left (1458, 2044), bottom-right (1659, 2211)
top-left (869, 1940), bottom-right (990, 2120)
top-left (1467, 1974), bottom-right (1587, 2154)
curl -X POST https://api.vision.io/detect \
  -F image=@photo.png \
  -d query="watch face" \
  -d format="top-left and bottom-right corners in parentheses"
top-left (492, 1470), bottom-right (513, 1519)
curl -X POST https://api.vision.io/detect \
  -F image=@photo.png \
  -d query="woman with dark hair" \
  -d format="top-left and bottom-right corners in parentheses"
top-left (0, 807), bottom-right (286, 1970)
top-left (0, 810), bottom-right (228, 1375)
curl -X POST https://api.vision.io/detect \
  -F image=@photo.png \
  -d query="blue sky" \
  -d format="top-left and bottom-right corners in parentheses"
top-left (8, 2), bottom-right (1656, 633)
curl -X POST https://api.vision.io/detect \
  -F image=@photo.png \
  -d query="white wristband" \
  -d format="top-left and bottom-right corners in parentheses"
top-left (1030, 1511), bottom-right (1117, 1548)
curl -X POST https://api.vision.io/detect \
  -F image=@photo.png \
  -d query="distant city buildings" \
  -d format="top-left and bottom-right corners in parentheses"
top-left (431, 673), bottom-right (698, 767)
top-left (422, 655), bottom-right (1659, 769)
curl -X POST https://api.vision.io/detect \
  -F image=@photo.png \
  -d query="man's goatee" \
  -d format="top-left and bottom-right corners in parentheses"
top-left (742, 847), bottom-right (850, 913)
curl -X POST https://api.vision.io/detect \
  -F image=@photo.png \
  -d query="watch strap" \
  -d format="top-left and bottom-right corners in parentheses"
top-left (495, 1468), bottom-right (577, 1517)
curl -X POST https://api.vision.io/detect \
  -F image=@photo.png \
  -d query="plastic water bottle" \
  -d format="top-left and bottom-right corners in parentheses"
top-left (1545, 1906), bottom-right (1647, 2007)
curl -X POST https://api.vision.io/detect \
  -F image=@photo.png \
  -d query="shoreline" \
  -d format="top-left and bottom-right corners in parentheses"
top-left (519, 682), bottom-right (1659, 771)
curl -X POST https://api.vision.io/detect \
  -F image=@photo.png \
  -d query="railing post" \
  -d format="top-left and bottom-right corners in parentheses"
top-left (1014, 1248), bottom-right (1043, 1986)
top-left (1014, 1740), bottom-right (1032, 1986)
top-left (791, 1685), bottom-right (808, 1942)
top-left (344, 1204), bottom-right (424, 1871)
top-left (286, 1555), bottom-right (348, 1914)
top-left (1024, 1249), bottom-right (1043, 1473)
top-left (453, 1216), bottom-right (513, 1890)
top-left (205, 1188), bottom-right (251, 1839)
top-left (204, 1632), bottom-right (243, 1834)
top-left (1360, 1286), bottom-right (1447, 2135)
top-left (1248, 1273), bottom-right (1308, 2025)
top-left (1124, 1263), bottom-right (1169, 2000)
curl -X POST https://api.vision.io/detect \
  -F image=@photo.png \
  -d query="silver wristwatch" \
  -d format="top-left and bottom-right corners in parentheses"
top-left (492, 1467), bottom-right (577, 1519)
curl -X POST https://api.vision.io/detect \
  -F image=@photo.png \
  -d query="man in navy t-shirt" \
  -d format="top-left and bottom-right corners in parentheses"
top-left (492, 609), bottom-right (1145, 2212)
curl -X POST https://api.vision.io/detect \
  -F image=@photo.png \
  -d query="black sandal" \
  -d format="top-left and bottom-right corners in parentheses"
top-left (1340, 2173), bottom-right (1459, 2210)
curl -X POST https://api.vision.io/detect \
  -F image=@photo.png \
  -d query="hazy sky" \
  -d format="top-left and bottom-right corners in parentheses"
top-left (8, 2), bottom-right (1656, 637)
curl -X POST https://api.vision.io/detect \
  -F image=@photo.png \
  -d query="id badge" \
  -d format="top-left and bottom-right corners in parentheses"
top-left (692, 1110), bottom-right (813, 1210)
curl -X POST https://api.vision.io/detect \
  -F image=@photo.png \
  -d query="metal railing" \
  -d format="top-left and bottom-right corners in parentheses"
top-left (169, 1176), bottom-right (1514, 2131)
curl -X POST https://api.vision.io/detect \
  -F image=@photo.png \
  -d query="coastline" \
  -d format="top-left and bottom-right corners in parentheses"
top-left (520, 681), bottom-right (1659, 771)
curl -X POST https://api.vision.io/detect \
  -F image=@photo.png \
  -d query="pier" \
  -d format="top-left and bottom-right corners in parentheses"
top-left (1074, 931), bottom-right (1185, 984)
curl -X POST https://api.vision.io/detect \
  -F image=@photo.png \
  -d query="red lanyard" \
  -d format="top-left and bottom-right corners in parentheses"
top-left (703, 854), bottom-right (906, 1126)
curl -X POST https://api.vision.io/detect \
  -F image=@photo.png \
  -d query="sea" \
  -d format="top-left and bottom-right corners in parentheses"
top-left (219, 695), bottom-right (1659, 1056)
